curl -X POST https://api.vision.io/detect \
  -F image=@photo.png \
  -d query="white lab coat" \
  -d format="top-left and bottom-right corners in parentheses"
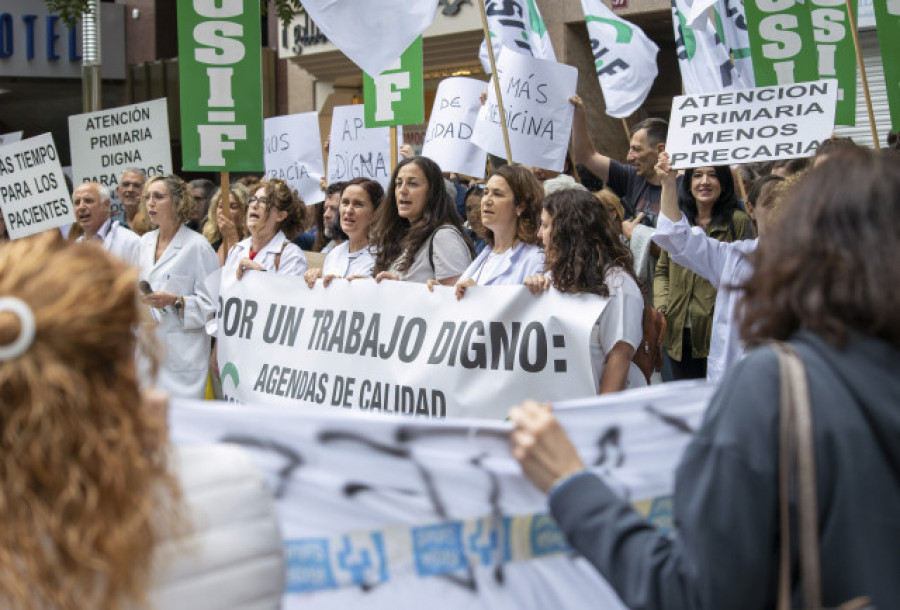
top-left (139, 225), bottom-right (220, 398)
top-left (652, 213), bottom-right (758, 384)
top-left (222, 230), bottom-right (308, 282)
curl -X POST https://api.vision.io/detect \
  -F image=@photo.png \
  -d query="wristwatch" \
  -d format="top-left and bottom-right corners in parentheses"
top-left (173, 296), bottom-right (184, 311)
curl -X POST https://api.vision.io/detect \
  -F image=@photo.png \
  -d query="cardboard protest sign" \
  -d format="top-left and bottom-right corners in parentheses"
top-left (471, 50), bottom-right (577, 171)
top-left (743, 0), bottom-right (819, 85)
top-left (666, 79), bottom-right (838, 169)
top-left (0, 133), bottom-right (74, 239)
top-left (177, 1), bottom-right (263, 171)
top-left (327, 105), bottom-right (397, 191)
top-left (0, 131), bottom-right (23, 146)
top-left (215, 273), bottom-right (604, 420)
top-left (68, 99), bottom-right (172, 188)
top-left (363, 37), bottom-right (424, 128)
top-left (169, 380), bottom-right (715, 608)
top-left (422, 77), bottom-right (488, 178)
top-left (264, 112), bottom-right (325, 206)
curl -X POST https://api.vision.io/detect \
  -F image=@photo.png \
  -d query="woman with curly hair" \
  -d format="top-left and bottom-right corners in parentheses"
top-left (371, 156), bottom-right (474, 284)
top-left (223, 177), bottom-right (308, 279)
top-left (0, 233), bottom-right (285, 610)
top-left (138, 174), bottom-right (220, 399)
top-left (202, 183), bottom-right (250, 265)
top-left (524, 188), bottom-right (646, 393)
top-left (452, 164), bottom-right (545, 299)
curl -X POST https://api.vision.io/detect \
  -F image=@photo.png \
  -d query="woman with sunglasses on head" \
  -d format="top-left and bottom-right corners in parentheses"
top-left (138, 174), bottom-right (220, 399)
top-left (202, 184), bottom-right (250, 266)
top-left (452, 164), bottom-right (544, 299)
top-left (222, 178), bottom-right (308, 280)
top-left (371, 156), bottom-right (474, 285)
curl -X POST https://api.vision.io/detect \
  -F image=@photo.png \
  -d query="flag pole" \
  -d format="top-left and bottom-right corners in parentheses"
top-left (621, 118), bottom-right (631, 141)
top-left (221, 171), bottom-right (229, 206)
top-left (478, 0), bottom-right (513, 162)
top-left (846, 0), bottom-right (879, 150)
top-left (390, 126), bottom-right (398, 173)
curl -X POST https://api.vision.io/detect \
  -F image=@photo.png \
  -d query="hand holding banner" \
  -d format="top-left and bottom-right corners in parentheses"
top-left (422, 78), bottom-right (489, 178)
top-left (471, 51), bottom-right (578, 171)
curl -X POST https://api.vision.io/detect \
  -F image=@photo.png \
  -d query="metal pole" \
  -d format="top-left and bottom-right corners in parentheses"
top-left (82, 0), bottom-right (102, 112)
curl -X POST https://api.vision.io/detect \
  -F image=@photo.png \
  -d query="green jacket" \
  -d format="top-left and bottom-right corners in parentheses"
top-left (653, 210), bottom-right (751, 361)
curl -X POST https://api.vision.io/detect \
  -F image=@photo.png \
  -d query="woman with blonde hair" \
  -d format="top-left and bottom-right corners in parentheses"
top-left (202, 183), bottom-right (250, 265)
top-left (0, 233), bottom-right (284, 609)
top-left (138, 174), bottom-right (220, 398)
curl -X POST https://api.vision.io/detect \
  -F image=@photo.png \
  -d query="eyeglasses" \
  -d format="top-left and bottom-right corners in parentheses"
top-left (247, 195), bottom-right (273, 207)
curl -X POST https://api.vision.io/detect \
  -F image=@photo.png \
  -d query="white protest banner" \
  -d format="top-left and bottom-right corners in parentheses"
top-left (215, 273), bottom-right (604, 420)
top-left (68, 98), bottom-right (172, 188)
top-left (298, 0), bottom-right (436, 78)
top-left (580, 0), bottom-right (660, 118)
top-left (666, 79), bottom-right (838, 169)
top-left (0, 131), bottom-right (23, 146)
top-left (422, 77), bottom-right (488, 178)
top-left (264, 112), bottom-right (325, 206)
top-left (327, 105), bottom-right (397, 191)
top-left (471, 51), bottom-right (577, 171)
top-left (0, 133), bottom-right (74, 240)
top-left (479, 0), bottom-right (556, 74)
top-left (169, 380), bottom-right (715, 609)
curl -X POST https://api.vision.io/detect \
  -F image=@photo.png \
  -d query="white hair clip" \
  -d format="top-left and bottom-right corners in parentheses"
top-left (0, 297), bottom-right (36, 361)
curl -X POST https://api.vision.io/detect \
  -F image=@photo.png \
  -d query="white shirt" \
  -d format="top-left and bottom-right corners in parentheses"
top-left (590, 267), bottom-right (647, 391)
top-left (322, 241), bottom-right (376, 278)
top-left (222, 230), bottom-right (308, 282)
top-left (461, 241), bottom-right (545, 286)
top-left (652, 213), bottom-right (758, 384)
top-left (77, 219), bottom-right (140, 267)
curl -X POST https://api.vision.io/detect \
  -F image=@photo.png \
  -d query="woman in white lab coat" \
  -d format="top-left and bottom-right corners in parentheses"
top-left (222, 178), bottom-right (308, 280)
top-left (138, 174), bottom-right (220, 399)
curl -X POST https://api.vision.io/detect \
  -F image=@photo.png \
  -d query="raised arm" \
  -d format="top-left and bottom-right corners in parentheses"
top-left (655, 152), bottom-right (682, 223)
top-left (570, 96), bottom-right (611, 183)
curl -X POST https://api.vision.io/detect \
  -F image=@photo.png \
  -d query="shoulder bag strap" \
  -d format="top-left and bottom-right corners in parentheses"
top-left (774, 341), bottom-right (822, 610)
top-left (274, 240), bottom-right (289, 271)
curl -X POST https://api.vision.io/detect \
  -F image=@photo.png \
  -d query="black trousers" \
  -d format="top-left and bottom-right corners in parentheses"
top-left (662, 329), bottom-right (708, 381)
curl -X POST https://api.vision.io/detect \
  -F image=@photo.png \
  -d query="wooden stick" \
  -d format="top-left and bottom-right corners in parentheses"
top-left (846, 0), bottom-right (879, 150)
top-left (478, 0), bottom-right (513, 162)
top-left (221, 171), bottom-right (229, 201)
top-left (735, 166), bottom-right (748, 203)
top-left (621, 118), bottom-right (631, 142)
top-left (390, 126), bottom-right (398, 174)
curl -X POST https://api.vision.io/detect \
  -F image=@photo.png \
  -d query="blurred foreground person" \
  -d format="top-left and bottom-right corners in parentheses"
top-left (0, 233), bottom-right (284, 610)
top-left (511, 148), bottom-right (900, 609)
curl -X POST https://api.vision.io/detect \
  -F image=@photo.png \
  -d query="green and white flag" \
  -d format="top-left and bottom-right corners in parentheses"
top-left (363, 37), bottom-right (425, 128)
top-left (873, 0), bottom-right (900, 130)
top-left (672, 0), bottom-right (740, 93)
top-left (580, 0), bottom-right (659, 118)
top-left (688, 0), bottom-right (755, 89)
top-left (478, 0), bottom-right (556, 73)
top-left (743, 0), bottom-right (818, 86)
top-left (176, 0), bottom-right (263, 171)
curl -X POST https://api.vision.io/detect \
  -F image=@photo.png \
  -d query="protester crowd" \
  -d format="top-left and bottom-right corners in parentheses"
top-left (2, 109), bottom-right (900, 609)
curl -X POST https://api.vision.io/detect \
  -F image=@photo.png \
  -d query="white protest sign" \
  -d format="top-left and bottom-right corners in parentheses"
top-left (264, 112), bottom-right (325, 205)
top-left (68, 98), bottom-right (172, 187)
top-left (169, 380), bottom-right (715, 609)
top-left (471, 50), bottom-right (577, 171)
top-left (215, 273), bottom-right (604, 420)
top-left (667, 79), bottom-right (838, 169)
top-left (327, 105), bottom-right (398, 191)
top-left (422, 77), bottom-right (488, 178)
top-left (0, 133), bottom-right (74, 240)
top-left (0, 131), bottom-right (24, 146)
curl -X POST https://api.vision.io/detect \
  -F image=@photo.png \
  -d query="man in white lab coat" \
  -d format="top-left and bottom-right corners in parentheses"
top-left (73, 182), bottom-right (140, 267)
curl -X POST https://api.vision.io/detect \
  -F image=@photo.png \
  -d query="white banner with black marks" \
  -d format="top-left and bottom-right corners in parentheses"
top-left (214, 273), bottom-right (605, 420)
top-left (422, 78), bottom-right (488, 178)
top-left (264, 112), bottom-right (325, 205)
top-left (327, 105), bottom-right (399, 192)
top-left (170, 380), bottom-right (715, 609)
top-left (666, 79), bottom-right (838, 169)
